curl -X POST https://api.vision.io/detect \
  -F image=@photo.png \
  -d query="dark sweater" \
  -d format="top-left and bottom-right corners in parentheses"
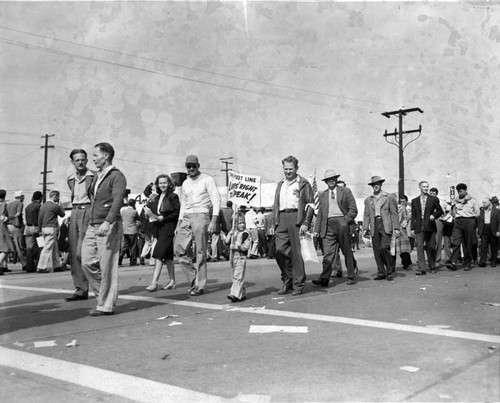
top-left (89, 167), bottom-right (127, 225)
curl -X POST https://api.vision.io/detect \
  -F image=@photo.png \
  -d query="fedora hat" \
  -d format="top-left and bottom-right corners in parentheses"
top-left (368, 176), bottom-right (385, 186)
top-left (14, 190), bottom-right (24, 198)
top-left (322, 169), bottom-right (340, 182)
top-left (490, 196), bottom-right (499, 204)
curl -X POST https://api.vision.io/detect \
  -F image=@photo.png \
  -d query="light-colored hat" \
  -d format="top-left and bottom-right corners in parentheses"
top-left (322, 169), bottom-right (340, 182)
top-left (14, 190), bottom-right (23, 198)
top-left (368, 176), bottom-right (385, 186)
top-left (185, 155), bottom-right (199, 164)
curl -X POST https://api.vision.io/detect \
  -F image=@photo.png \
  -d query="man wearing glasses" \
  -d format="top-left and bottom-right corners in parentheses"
top-left (174, 155), bottom-right (221, 296)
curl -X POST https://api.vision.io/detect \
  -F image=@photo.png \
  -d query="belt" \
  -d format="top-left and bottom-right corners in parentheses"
top-left (26, 224), bottom-right (38, 227)
top-left (280, 209), bottom-right (298, 213)
top-left (73, 203), bottom-right (91, 209)
top-left (455, 216), bottom-right (475, 219)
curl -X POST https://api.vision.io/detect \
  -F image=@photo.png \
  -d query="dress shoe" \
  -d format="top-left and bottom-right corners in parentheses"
top-left (37, 269), bottom-right (49, 273)
top-left (386, 274), bottom-right (394, 281)
top-left (478, 263), bottom-right (486, 267)
top-left (277, 283), bottom-right (292, 295)
top-left (312, 278), bottom-right (329, 287)
top-left (227, 295), bottom-right (237, 303)
top-left (89, 309), bottom-right (114, 317)
top-left (446, 262), bottom-right (458, 271)
top-left (463, 265), bottom-right (472, 271)
top-left (65, 294), bottom-right (88, 302)
top-left (190, 288), bottom-right (204, 296)
top-left (187, 279), bottom-right (196, 294)
top-left (415, 270), bottom-right (427, 276)
top-left (291, 289), bottom-right (303, 296)
top-left (346, 278), bottom-right (355, 285)
top-left (373, 275), bottom-right (386, 280)
top-left (53, 267), bottom-right (64, 272)
top-left (162, 280), bottom-right (176, 290)
top-left (146, 282), bottom-right (158, 292)
top-left (490, 263), bottom-right (497, 267)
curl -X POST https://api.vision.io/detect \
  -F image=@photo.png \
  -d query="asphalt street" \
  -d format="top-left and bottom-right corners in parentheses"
top-left (0, 247), bottom-right (499, 402)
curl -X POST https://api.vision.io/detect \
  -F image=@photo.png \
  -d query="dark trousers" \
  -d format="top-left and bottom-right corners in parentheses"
top-left (25, 226), bottom-right (40, 272)
top-left (275, 211), bottom-right (305, 291)
top-left (257, 229), bottom-right (268, 256)
top-left (371, 217), bottom-right (394, 276)
top-left (119, 234), bottom-right (138, 264)
top-left (320, 217), bottom-right (356, 280)
top-left (415, 229), bottom-right (437, 271)
top-left (479, 225), bottom-right (498, 265)
top-left (449, 217), bottom-right (475, 267)
top-left (266, 235), bottom-right (276, 259)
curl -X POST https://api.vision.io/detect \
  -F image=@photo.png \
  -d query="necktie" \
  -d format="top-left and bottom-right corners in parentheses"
top-left (331, 191), bottom-right (335, 199)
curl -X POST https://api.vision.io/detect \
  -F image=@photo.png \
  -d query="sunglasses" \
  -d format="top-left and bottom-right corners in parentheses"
top-left (185, 164), bottom-right (198, 169)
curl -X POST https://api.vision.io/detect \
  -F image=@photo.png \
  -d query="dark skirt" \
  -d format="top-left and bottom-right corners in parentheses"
top-left (152, 221), bottom-right (176, 261)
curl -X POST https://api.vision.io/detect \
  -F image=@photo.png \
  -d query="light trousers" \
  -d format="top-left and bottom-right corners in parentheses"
top-left (37, 227), bottom-right (60, 271)
top-left (81, 222), bottom-right (122, 313)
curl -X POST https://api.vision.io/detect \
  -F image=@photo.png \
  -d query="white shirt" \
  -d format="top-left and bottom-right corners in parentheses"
top-left (279, 177), bottom-right (299, 210)
top-left (179, 172), bottom-right (221, 219)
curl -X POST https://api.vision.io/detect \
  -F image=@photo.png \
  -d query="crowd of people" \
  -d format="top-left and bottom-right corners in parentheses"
top-left (0, 145), bottom-right (498, 316)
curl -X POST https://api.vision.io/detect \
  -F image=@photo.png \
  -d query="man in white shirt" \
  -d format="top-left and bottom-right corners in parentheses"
top-left (245, 206), bottom-right (259, 258)
top-left (174, 155), bottom-right (221, 296)
top-left (272, 156), bottom-right (313, 296)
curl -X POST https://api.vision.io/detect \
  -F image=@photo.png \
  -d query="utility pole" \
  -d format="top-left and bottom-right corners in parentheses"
top-left (220, 157), bottom-right (233, 187)
top-left (381, 107), bottom-right (423, 199)
top-left (40, 134), bottom-right (55, 202)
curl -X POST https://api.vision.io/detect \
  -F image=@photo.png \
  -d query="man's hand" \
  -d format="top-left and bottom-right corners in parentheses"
top-left (430, 214), bottom-right (435, 221)
top-left (299, 224), bottom-right (308, 235)
top-left (411, 229), bottom-right (415, 237)
top-left (394, 229), bottom-right (401, 237)
top-left (313, 232), bottom-right (319, 238)
top-left (97, 221), bottom-right (111, 237)
top-left (208, 217), bottom-right (217, 235)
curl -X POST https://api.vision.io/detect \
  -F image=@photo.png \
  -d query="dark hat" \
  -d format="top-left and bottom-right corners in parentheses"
top-left (368, 176), bottom-right (385, 186)
top-left (185, 155), bottom-right (199, 164)
top-left (322, 169), bottom-right (341, 182)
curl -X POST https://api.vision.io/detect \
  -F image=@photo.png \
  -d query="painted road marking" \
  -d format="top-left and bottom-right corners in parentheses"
top-left (1, 284), bottom-right (500, 344)
top-left (0, 346), bottom-right (225, 402)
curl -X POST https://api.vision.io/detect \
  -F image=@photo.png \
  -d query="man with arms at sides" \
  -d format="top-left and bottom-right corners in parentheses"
top-left (174, 155), bottom-right (221, 296)
top-left (273, 155), bottom-right (313, 296)
top-left (82, 143), bottom-right (126, 316)
top-left (363, 176), bottom-right (400, 281)
top-left (6, 190), bottom-right (27, 271)
top-left (312, 169), bottom-right (358, 287)
top-left (37, 190), bottom-right (65, 273)
top-left (24, 191), bottom-right (43, 273)
top-left (477, 197), bottom-right (500, 268)
top-left (445, 183), bottom-right (480, 272)
top-left (410, 181), bottom-right (444, 275)
top-left (66, 149), bottom-right (95, 302)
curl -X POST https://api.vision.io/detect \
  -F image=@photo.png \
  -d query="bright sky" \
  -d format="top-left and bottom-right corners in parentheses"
top-left (1, 1), bottom-right (499, 203)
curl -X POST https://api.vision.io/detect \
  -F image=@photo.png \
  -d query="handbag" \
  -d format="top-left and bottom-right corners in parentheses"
top-left (300, 232), bottom-right (319, 264)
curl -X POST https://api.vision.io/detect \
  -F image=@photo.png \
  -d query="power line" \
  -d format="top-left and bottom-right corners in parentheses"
top-left (0, 24), bottom-right (396, 110)
top-left (0, 36), bottom-right (374, 113)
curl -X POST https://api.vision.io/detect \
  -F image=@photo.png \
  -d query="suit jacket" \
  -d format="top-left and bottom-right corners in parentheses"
top-left (314, 187), bottom-right (357, 238)
top-left (477, 207), bottom-right (500, 236)
top-left (149, 192), bottom-right (180, 224)
top-left (273, 175), bottom-right (313, 228)
top-left (410, 194), bottom-right (444, 234)
top-left (363, 192), bottom-right (400, 236)
top-left (120, 206), bottom-right (140, 235)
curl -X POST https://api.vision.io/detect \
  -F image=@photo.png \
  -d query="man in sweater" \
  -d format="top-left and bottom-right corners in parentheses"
top-left (37, 190), bottom-right (66, 273)
top-left (174, 155), bottom-right (221, 296)
top-left (82, 143), bottom-right (126, 316)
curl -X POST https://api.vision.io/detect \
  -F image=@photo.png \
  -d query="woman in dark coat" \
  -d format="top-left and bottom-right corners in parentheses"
top-left (145, 174), bottom-right (180, 291)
